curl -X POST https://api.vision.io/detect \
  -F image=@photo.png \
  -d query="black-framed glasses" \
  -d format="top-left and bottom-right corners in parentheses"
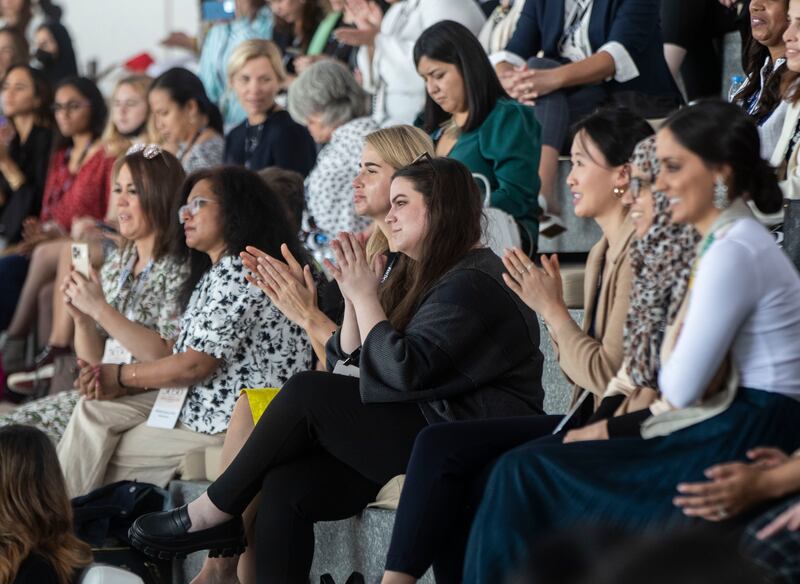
top-left (51, 101), bottom-right (90, 114)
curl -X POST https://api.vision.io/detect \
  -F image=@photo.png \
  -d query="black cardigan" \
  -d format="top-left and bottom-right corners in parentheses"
top-left (0, 124), bottom-right (53, 243)
top-left (224, 110), bottom-right (317, 176)
top-left (326, 248), bottom-right (545, 423)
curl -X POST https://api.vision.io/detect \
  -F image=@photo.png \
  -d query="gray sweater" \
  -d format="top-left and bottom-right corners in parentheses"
top-left (326, 248), bottom-right (545, 423)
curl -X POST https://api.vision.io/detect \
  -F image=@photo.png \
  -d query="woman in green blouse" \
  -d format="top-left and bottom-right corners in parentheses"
top-left (414, 20), bottom-right (542, 256)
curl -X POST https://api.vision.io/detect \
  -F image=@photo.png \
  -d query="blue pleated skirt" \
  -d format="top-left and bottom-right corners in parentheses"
top-left (463, 388), bottom-right (800, 584)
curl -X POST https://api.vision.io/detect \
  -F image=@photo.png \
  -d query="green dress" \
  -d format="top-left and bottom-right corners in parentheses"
top-left (441, 98), bottom-right (542, 241)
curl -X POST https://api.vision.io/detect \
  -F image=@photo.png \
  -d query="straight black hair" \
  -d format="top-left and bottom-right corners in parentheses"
top-left (413, 20), bottom-right (508, 134)
top-left (571, 107), bottom-right (655, 168)
top-left (173, 165), bottom-right (309, 309)
top-left (150, 67), bottom-right (223, 134)
top-left (3, 63), bottom-right (53, 127)
top-left (52, 76), bottom-right (107, 150)
top-left (662, 99), bottom-right (782, 214)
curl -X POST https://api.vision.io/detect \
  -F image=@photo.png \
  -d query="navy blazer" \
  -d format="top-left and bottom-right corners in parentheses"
top-left (505, 0), bottom-right (680, 99)
top-left (224, 110), bottom-right (317, 176)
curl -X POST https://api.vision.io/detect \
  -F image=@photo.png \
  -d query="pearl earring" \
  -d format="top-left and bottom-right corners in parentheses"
top-left (613, 185), bottom-right (627, 199)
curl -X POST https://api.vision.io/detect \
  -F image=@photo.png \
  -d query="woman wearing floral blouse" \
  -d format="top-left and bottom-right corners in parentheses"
top-left (0, 146), bottom-right (188, 443)
top-left (56, 165), bottom-right (313, 498)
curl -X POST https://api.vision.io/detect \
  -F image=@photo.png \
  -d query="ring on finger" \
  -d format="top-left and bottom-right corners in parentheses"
top-left (716, 505), bottom-right (729, 520)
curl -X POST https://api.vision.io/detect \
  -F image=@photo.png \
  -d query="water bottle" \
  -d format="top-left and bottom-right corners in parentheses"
top-left (728, 74), bottom-right (746, 103)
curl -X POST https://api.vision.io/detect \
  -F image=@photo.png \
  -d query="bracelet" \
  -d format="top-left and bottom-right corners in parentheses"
top-left (117, 364), bottom-right (130, 390)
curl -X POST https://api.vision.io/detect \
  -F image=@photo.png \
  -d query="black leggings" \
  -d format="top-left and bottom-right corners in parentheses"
top-left (384, 414), bottom-right (576, 583)
top-left (206, 371), bottom-right (428, 583)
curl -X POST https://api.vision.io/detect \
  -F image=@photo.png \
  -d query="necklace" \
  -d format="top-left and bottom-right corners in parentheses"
top-left (244, 104), bottom-right (278, 167)
top-left (179, 126), bottom-right (206, 163)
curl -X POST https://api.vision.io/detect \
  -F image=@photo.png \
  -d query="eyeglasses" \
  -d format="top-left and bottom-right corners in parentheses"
top-left (51, 101), bottom-right (90, 114)
top-left (629, 177), bottom-right (653, 201)
top-left (178, 198), bottom-right (218, 224)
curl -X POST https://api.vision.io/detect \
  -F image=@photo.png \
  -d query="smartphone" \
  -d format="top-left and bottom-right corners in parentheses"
top-left (71, 243), bottom-right (91, 278)
top-left (201, 0), bottom-right (235, 21)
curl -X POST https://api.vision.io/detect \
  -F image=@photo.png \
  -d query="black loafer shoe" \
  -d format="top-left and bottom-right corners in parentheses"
top-left (129, 505), bottom-right (246, 560)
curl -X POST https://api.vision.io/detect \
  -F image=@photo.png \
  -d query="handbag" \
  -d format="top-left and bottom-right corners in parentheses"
top-left (473, 173), bottom-right (526, 257)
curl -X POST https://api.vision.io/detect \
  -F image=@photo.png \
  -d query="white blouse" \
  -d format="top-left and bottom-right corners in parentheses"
top-left (176, 255), bottom-right (312, 434)
top-left (659, 217), bottom-right (800, 407)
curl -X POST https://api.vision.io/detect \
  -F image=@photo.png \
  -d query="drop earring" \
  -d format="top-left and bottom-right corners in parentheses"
top-left (713, 176), bottom-right (729, 210)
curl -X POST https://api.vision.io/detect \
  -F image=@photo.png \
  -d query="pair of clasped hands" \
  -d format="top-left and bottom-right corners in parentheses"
top-left (241, 232), bottom-right (386, 325)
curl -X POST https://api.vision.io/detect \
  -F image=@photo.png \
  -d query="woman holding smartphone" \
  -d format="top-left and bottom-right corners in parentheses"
top-left (0, 146), bottom-right (188, 440)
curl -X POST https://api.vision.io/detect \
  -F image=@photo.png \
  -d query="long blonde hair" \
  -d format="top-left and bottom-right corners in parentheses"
top-left (102, 74), bottom-right (156, 156)
top-left (0, 426), bottom-right (92, 584)
top-left (362, 125), bottom-right (434, 261)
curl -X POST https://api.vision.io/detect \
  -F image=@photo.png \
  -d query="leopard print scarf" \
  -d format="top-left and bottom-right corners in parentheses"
top-left (624, 136), bottom-right (701, 389)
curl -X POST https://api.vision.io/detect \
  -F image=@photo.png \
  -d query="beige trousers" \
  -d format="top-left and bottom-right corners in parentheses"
top-left (57, 391), bottom-right (225, 498)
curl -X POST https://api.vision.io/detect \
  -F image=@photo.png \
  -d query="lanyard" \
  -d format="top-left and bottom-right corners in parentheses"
top-left (116, 255), bottom-right (155, 318)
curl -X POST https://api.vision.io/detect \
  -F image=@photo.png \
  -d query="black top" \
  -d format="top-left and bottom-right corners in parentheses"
top-left (0, 124), bottom-right (53, 243)
top-left (13, 553), bottom-right (74, 584)
top-left (327, 248), bottom-right (545, 422)
top-left (224, 110), bottom-right (317, 176)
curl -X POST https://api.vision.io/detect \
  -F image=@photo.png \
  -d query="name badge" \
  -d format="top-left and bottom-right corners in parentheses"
top-left (146, 388), bottom-right (190, 429)
top-left (102, 338), bottom-right (133, 365)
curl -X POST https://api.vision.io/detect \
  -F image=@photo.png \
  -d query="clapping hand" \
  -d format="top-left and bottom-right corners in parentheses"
top-left (335, 0), bottom-right (381, 46)
top-left (242, 243), bottom-right (319, 327)
top-left (502, 248), bottom-right (568, 326)
top-left (324, 232), bottom-right (384, 303)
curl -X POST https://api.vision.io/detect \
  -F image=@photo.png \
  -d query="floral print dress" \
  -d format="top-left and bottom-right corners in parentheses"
top-left (0, 245), bottom-right (188, 442)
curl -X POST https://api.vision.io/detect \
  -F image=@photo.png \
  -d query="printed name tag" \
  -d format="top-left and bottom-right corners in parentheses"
top-left (146, 388), bottom-right (190, 429)
top-left (102, 338), bottom-right (133, 365)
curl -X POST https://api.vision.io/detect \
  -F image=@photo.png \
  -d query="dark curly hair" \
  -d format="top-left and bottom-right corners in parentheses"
top-left (173, 165), bottom-right (309, 309)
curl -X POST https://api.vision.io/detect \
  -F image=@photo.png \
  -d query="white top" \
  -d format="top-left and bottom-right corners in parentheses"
top-left (358, 0), bottom-right (486, 126)
top-left (176, 256), bottom-right (311, 434)
top-left (659, 217), bottom-right (800, 407)
top-left (490, 0), bottom-right (638, 83)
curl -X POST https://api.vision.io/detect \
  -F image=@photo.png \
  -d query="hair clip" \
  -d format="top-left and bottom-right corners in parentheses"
top-left (126, 143), bottom-right (162, 160)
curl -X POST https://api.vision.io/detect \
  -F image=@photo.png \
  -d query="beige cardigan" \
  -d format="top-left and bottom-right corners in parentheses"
top-left (551, 218), bottom-right (636, 408)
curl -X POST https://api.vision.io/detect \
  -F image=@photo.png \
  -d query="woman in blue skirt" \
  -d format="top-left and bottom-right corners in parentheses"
top-left (463, 99), bottom-right (800, 583)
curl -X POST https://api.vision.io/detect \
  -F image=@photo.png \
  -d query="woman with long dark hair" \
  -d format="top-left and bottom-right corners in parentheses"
top-left (56, 165), bottom-right (312, 498)
top-left (0, 147), bottom-right (187, 436)
top-left (414, 19), bottom-right (542, 251)
top-left (0, 64), bottom-right (52, 248)
top-left (149, 68), bottom-right (225, 173)
top-left (380, 110), bottom-right (655, 584)
top-left (0, 425), bottom-right (91, 584)
top-left (129, 157), bottom-right (545, 583)
top-left (731, 0), bottom-right (794, 159)
top-left (32, 20), bottom-right (77, 86)
top-left (0, 76), bottom-right (112, 365)
top-left (463, 100), bottom-right (800, 584)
